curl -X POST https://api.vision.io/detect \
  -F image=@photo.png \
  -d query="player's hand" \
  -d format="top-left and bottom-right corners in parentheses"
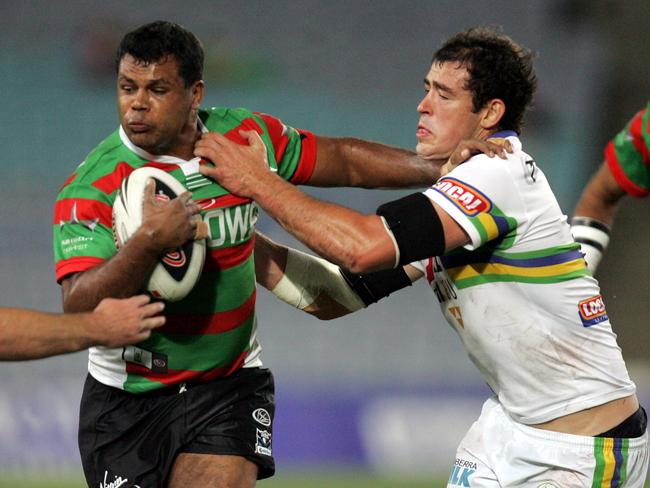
top-left (195, 130), bottom-right (272, 198)
top-left (138, 179), bottom-right (202, 251)
top-left (440, 138), bottom-right (514, 177)
top-left (91, 295), bottom-right (165, 347)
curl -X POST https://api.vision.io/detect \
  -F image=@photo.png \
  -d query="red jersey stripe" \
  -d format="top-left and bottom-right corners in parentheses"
top-left (125, 350), bottom-right (248, 386)
top-left (252, 113), bottom-right (317, 183)
top-left (196, 190), bottom-right (252, 211)
top-left (91, 161), bottom-right (180, 195)
top-left (54, 198), bottom-right (112, 227)
top-left (289, 129), bottom-right (317, 184)
top-left (204, 239), bottom-right (254, 272)
top-left (92, 162), bottom-right (135, 194)
top-left (629, 110), bottom-right (650, 165)
top-left (224, 117), bottom-right (264, 143)
top-left (55, 256), bottom-right (105, 283)
top-left (605, 142), bottom-right (649, 198)
top-left (256, 113), bottom-right (291, 161)
top-left (161, 290), bottom-right (256, 335)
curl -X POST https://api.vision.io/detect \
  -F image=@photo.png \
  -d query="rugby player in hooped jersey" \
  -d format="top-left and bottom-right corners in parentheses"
top-left (197, 28), bottom-right (649, 487)
top-left (52, 21), bottom-right (506, 488)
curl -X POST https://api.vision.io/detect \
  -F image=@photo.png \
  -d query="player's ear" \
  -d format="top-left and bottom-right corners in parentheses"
top-left (479, 99), bottom-right (506, 130)
top-left (190, 80), bottom-right (205, 110)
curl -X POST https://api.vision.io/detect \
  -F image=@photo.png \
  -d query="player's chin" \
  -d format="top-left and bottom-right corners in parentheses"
top-left (415, 142), bottom-right (448, 161)
top-left (128, 132), bottom-right (160, 152)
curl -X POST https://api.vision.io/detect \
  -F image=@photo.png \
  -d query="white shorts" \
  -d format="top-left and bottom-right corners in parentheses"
top-left (447, 397), bottom-right (649, 487)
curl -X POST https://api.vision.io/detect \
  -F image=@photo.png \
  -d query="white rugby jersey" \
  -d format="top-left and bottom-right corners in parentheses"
top-left (413, 132), bottom-right (635, 425)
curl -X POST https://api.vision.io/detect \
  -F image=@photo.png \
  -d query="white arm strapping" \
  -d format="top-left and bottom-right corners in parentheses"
top-left (271, 248), bottom-right (365, 312)
top-left (571, 217), bottom-right (611, 274)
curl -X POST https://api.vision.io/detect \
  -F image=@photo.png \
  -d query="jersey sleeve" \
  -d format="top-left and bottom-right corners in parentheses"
top-left (604, 103), bottom-right (650, 198)
top-left (423, 157), bottom-right (522, 251)
top-left (52, 179), bottom-right (117, 283)
top-left (255, 112), bottom-right (317, 184)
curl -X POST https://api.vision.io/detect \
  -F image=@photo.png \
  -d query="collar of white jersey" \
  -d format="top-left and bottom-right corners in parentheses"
top-left (487, 130), bottom-right (521, 151)
top-left (119, 117), bottom-right (208, 165)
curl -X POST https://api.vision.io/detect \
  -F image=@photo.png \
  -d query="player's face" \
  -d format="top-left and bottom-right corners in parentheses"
top-left (416, 61), bottom-right (487, 159)
top-left (117, 54), bottom-right (203, 156)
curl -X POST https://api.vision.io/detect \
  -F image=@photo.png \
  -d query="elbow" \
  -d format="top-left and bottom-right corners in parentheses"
top-left (345, 258), bottom-right (376, 275)
top-left (344, 244), bottom-right (394, 275)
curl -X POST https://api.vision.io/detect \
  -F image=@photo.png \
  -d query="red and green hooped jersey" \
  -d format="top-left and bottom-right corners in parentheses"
top-left (415, 133), bottom-right (635, 425)
top-left (53, 107), bottom-right (317, 393)
top-left (605, 102), bottom-right (650, 197)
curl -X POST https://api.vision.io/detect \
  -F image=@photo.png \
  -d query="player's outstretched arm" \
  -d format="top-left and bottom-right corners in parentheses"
top-left (308, 137), bottom-right (511, 188)
top-left (572, 161), bottom-right (626, 273)
top-left (278, 136), bottom-right (510, 188)
top-left (0, 295), bottom-right (165, 361)
top-left (62, 181), bottom-right (201, 313)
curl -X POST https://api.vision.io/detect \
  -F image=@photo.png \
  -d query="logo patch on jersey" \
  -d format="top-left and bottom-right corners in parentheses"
top-left (255, 428), bottom-right (272, 456)
top-left (433, 178), bottom-right (492, 216)
top-left (578, 294), bottom-right (608, 327)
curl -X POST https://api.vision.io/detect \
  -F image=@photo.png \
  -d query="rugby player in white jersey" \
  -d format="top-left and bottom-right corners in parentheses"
top-left (197, 27), bottom-right (649, 487)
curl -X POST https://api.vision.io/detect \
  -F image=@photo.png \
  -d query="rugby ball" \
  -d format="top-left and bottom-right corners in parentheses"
top-left (112, 167), bottom-right (206, 302)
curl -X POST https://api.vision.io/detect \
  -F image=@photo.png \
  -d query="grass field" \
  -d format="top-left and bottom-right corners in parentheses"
top-left (0, 472), bottom-right (442, 488)
top-left (2, 471), bottom-right (648, 487)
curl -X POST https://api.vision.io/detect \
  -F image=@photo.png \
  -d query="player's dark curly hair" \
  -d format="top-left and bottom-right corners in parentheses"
top-left (433, 27), bottom-right (536, 133)
top-left (116, 21), bottom-right (204, 88)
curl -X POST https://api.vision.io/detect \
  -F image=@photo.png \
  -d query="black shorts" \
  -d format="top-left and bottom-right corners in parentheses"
top-left (79, 367), bottom-right (275, 487)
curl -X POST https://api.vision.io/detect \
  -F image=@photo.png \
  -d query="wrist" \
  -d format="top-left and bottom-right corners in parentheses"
top-left (129, 226), bottom-right (167, 255)
top-left (571, 216), bottom-right (610, 273)
top-left (72, 312), bottom-right (98, 349)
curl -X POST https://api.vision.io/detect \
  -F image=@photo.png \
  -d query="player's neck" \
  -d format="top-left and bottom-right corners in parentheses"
top-left (162, 119), bottom-right (201, 161)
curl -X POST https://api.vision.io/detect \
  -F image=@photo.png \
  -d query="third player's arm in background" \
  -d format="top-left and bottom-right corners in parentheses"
top-left (573, 161), bottom-right (627, 226)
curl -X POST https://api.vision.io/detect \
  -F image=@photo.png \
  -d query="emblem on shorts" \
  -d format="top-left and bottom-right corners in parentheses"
top-left (577, 294), bottom-right (608, 327)
top-left (449, 458), bottom-right (476, 487)
top-left (255, 428), bottom-right (272, 456)
top-left (252, 408), bottom-right (271, 426)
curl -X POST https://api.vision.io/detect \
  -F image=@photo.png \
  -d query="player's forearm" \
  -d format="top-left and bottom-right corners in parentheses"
top-left (254, 232), bottom-right (362, 320)
top-left (574, 163), bottom-right (626, 225)
top-left (251, 175), bottom-right (396, 273)
top-left (0, 308), bottom-right (94, 360)
top-left (254, 231), bottom-right (288, 291)
top-left (62, 232), bottom-right (161, 312)
top-left (311, 136), bottom-right (442, 188)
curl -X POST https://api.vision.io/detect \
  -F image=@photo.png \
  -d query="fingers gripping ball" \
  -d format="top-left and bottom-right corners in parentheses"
top-left (112, 167), bottom-right (206, 301)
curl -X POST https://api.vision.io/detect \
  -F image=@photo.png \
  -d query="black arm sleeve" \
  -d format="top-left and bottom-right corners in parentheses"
top-left (376, 192), bottom-right (445, 266)
top-left (339, 266), bottom-right (412, 307)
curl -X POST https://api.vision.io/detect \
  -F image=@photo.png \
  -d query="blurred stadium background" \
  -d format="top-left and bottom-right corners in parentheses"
top-left (1, 0), bottom-right (649, 486)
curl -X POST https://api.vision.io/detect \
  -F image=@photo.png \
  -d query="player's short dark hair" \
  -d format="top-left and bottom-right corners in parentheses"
top-left (116, 21), bottom-right (204, 87)
top-left (433, 27), bottom-right (536, 133)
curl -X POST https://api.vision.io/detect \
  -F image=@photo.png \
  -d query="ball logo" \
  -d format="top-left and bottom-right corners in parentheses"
top-left (578, 294), bottom-right (608, 327)
top-left (162, 250), bottom-right (187, 268)
top-left (252, 408), bottom-right (272, 426)
top-left (433, 178), bottom-right (492, 216)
